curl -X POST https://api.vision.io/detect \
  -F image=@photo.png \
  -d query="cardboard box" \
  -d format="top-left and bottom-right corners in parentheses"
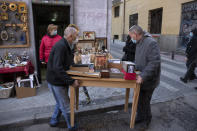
top-left (16, 86), bottom-right (36, 99)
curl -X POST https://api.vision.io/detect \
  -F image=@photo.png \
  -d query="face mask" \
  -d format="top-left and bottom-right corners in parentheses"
top-left (131, 38), bottom-right (137, 43)
top-left (51, 30), bottom-right (57, 36)
top-left (73, 38), bottom-right (78, 44)
top-left (189, 32), bottom-right (193, 37)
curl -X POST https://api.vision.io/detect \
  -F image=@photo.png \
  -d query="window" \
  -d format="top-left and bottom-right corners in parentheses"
top-left (148, 8), bottom-right (163, 34)
top-left (114, 35), bottom-right (119, 39)
top-left (129, 13), bottom-right (138, 28)
top-left (114, 6), bottom-right (120, 17)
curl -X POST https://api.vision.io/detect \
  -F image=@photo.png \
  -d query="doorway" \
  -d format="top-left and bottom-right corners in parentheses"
top-left (32, 3), bottom-right (70, 82)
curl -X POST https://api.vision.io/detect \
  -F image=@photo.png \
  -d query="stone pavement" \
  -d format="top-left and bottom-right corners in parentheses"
top-left (1, 92), bottom-right (197, 131)
top-left (0, 50), bottom-right (197, 130)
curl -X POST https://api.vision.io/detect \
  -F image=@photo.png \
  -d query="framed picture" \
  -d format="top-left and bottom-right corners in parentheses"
top-left (83, 31), bottom-right (95, 40)
top-left (76, 40), bottom-right (95, 50)
top-left (95, 37), bottom-right (107, 49)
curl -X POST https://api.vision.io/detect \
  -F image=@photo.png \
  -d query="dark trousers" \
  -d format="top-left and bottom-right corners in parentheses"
top-left (137, 88), bottom-right (155, 121)
top-left (184, 58), bottom-right (197, 80)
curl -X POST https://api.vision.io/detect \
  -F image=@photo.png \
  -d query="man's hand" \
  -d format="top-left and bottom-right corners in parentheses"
top-left (136, 76), bottom-right (143, 84)
top-left (72, 80), bottom-right (79, 88)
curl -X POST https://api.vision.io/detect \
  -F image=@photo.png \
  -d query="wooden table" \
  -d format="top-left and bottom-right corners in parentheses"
top-left (69, 76), bottom-right (140, 128)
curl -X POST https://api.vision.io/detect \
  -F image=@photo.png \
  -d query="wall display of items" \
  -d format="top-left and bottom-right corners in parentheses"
top-left (0, 1), bottom-right (30, 48)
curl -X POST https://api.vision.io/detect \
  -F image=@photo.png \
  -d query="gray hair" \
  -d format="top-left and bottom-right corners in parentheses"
top-left (64, 27), bottom-right (77, 37)
top-left (129, 25), bottom-right (144, 35)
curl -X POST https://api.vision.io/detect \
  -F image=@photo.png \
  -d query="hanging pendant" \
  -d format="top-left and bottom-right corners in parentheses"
top-left (1, 30), bottom-right (9, 41)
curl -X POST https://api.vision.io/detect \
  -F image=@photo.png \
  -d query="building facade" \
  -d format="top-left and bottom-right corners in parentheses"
top-left (111, 0), bottom-right (196, 51)
top-left (0, 0), bottom-right (112, 80)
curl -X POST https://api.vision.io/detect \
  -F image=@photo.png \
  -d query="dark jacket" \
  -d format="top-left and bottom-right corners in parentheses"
top-left (46, 38), bottom-right (75, 86)
top-left (186, 36), bottom-right (197, 61)
top-left (135, 32), bottom-right (161, 90)
top-left (122, 35), bottom-right (136, 62)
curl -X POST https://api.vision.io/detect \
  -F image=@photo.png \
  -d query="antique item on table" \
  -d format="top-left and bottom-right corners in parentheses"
top-left (21, 51), bottom-right (29, 61)
top-left (88, 63), bottom-right (94, 73)
top-left (94, 54), bottom-right (108, 70)
top-left (0, 56), bottom-right (4, 68)
top-left (100, 69), bottom-right (110, 78)
top-left (122, 61), bottom-right (135, 73)
top-left (95, 37), bottom-right (107, 50)
top-left (81, 54), bottom-right (91, 64)
top-left (1, 12), bottom-right (8, 20)
top-left (9, 3), bottom-right (17, 12)
top-left (77, 40), bottom-right (94, 50)
top-left (0, 2), bottom-right (8, 12)
top-left (18, 3), bottom-right (27, 14)
top-left (21, 13), bottom-right (27, 23)
top-left (9, 31), bottom-right (16, 43)
top-left (74, 52), bottom-right (81, 64)
top-left (15, 56), bottom-right (21, 64)
top-left (1, 30), bottom-right (8, 41)
top-left (83, 31), bottom-right (95, 40)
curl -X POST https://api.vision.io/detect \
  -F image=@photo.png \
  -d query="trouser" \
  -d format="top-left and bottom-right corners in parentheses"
top-left (48, 83), bottom-right (72, 128)
top-left (137, 87), bottom-right (155, 122)
top-left (83, 86), bottom-right (91, 100)
top-left (184, 59), bottom-right (197, 80)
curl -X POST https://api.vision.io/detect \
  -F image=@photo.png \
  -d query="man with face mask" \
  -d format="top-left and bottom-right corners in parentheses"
top-left (180, 28), bottom-right (197, 83)
top-left (39, 24), bottom-right (62, 64)
top-left (46, 27), bottom-right (83, 131)
top-left (129, 25), bottom-right (161, 130)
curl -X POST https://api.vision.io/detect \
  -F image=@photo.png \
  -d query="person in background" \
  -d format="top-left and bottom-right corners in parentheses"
top-left (180, 28), bottom-right (197, 83)
top-left (68, 24), bottom-right (91, 104)
top-left (47, 27), bottom-right (83, 131)
top-left (122, 35), bottom-right (136, 62)
top-left (129, 25), bottom-right (161, 130)
top-left (39, 24), bottom-right (62, 64)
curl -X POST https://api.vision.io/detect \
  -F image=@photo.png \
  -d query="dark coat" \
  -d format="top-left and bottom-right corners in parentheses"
top-left (122, 36), bottom-right (136, 62)
top-left (46, 38), bottom-right (75, 86)
top-left (135, 32), bottom-right (161, 90)
top-left (186, 35), bottom-right (197, 61)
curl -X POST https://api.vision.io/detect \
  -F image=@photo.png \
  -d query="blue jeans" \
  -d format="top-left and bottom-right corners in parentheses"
top-left (48, 83), bottom-right (72, 128)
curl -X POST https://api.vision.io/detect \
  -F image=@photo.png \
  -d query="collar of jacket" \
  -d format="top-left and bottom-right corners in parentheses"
top-left (47, 33), bottom-right (57, 38)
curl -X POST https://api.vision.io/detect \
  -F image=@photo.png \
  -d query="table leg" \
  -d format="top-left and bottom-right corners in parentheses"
top-left (70, 86), bottom-right (75, 127)
top-left (124, 88), bottom-right (130, 112)
top-left (130, 84), bottom-right (140, 128)
top-left (75, 87), bottom-right (79, 110)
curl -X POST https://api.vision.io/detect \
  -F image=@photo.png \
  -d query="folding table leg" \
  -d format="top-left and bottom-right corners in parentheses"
top-left (130, 84), bottom-right (140, 128)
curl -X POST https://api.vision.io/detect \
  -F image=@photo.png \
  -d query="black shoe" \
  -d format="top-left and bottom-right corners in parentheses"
top-left (194, 87), bottom-right (197, 90)
top-left (135, 116), bottom-right (144, 124)
top-left (49, 123), bottom-right (58, 127)
top-left (69, 127), bottom-right (85, 131)
top-left (180, 77), bottom-right (187, 83)
top-left (135, 121), bottom-right (150, 131)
